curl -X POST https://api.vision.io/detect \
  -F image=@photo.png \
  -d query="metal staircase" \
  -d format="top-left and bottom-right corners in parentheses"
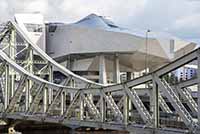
top-left (155, 77), bottom-right (197, 130)
top-left (124, 84), bottom-right (152, 124)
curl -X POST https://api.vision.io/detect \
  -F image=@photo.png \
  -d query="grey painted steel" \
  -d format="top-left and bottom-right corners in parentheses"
top-left (176, 86), bottom-right (198, 115)
top-left (0, 22), bottom-right (200, 133)
top-left (158, 94), bottom-right (172, 113)
top-left (11, 21), bottom-right (103, 87)
top-left (124, 84), bottom-right (152, 124)
top-left (154, 76), bottom-right (197, 131)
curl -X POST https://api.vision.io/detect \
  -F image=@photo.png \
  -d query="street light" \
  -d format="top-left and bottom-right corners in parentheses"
top-left (145, 29), bottom-right (151, 74)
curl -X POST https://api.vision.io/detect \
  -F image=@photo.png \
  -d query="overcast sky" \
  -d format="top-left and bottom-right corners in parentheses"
top-left (0, 0), bottom-right (200, 43)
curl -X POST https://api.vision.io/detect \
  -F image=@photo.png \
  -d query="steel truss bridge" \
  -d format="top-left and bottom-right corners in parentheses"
top-left (0, 21), bottom-right (200, 134)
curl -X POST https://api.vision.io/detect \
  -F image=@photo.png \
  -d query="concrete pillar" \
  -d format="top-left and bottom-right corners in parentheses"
top-left (99, 55), bottom-right (107, 84)
top-left (113, 55), bottom-right (120, 83)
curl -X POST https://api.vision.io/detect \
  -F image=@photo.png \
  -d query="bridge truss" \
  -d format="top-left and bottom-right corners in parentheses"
top-left (0, 21), bottom-right (200, 134)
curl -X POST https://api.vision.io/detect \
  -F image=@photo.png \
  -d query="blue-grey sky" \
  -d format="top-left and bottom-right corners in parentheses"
top-left (0, 0), bottom-right (200, 43)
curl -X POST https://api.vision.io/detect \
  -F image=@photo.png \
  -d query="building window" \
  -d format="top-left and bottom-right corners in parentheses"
top-left (49, 25), bottom-right (57, 32)
top-left (24, 23), bottom-right (43, 32)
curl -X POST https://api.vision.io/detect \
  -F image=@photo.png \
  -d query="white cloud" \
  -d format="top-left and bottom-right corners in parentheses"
top-left (24, 0), bottom-right (48, 14)
top-left (0, 0), bottom-right (8, 21)
top-left (174, 14), bottom-right (200, 30)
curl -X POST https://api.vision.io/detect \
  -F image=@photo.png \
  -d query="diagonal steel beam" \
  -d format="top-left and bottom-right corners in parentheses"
top-left (159, 94), bottom-right (172, 113)
top-left (61, 90), bottom-right (81, 120)
top-left (154, 75), bottom-right (197, 130)
top-left (100, 89), bottom-right (123, 119)
top-left (81, 93), bottom-right (101, 119)
top-left (123, 84), bottom-right (152, 124)
top-left (46, 77), bottom-right (72, 114)
top-left (117, 95), bottom-right (125, 109)
top-left (0, 61), bottom-right (6, 76)
top-left (5, 75), bottom-right (27, 113)
top-left (176, 86), bottom-right (197, 115)
top-left (26, 83), bottom-right (46, 114)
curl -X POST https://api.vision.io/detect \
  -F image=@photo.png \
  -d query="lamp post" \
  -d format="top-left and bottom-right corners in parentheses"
top-left (145, 29), bottom-right (151, 74)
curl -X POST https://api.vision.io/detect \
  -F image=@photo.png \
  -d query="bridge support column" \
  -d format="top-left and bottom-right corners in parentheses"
top-left (43, 88), bottom-right (48, 113)
top-left (123, 94), bottom-right (129, 124)
top-left (153, 78), bottom-right (159, 128)
top-left (4, 64), bottom-right (10, 110)
top-left (9, 29), bottom-right (15, 98)
top-left (126, 73), bottom-right (133, 118)
top-left (100, 94), bottom-right (105, 122)
top-left (80, 92), bottom-right (84, 120)
top-left (61, 91), bottom-right (66, 115)
top-left (70, 79), bottom-right (75, 102)
top-left (25, 79), bottom-right (30, 111)
top-left (99, 55), bottom-right (107, 84)
top-left (27, 47), bottom-right (33, 107)
top-left (149, 88), bottom-right (154, 114)
top-left (49, 65), bottom-right (53, 104)
top-left (113, 54), bottom-right (120, 83)
top-left (197, 50), bottom-right (200, 126)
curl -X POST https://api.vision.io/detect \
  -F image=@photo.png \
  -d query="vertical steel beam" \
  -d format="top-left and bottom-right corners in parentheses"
top-left (153, 78), bottom-right (159, 128)
top-left (28, 47), bottom-right (33, 83)
top-left (123, 94), bottom-right (129, 125)
top-left (197, 50), bottom-right (200, 125)
top-left (9, 29), bottom-right (15, 98)
top-left (26, 47), bottom-right (33, 111)
top-left (43, 87), bottom-right (48, 113)
top-left (4, 64), bottom-right (9, 109)
top-left (100, 93), bottom-right (105, 122)
top-left (48, 65), bottom-right (53, 104)
top-left (80, 91), bottom-right (84, 120)
top-left (60, 91), bottom-right (65, 115)
top-left (25, 80), bottom-right (30, 111)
